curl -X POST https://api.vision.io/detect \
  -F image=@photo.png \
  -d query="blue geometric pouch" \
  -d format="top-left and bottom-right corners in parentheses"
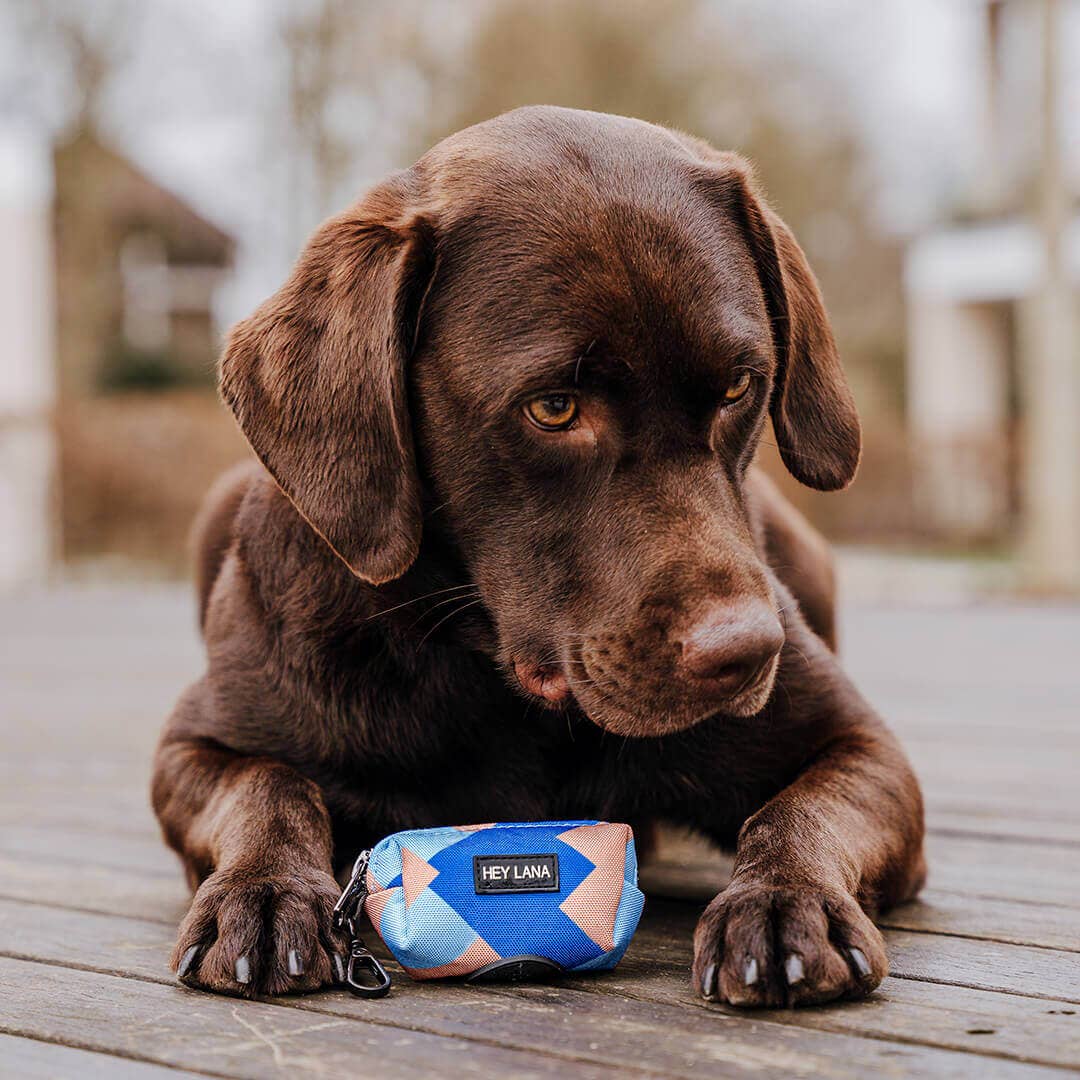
top-left (339, 821), bottom-right (644, 987)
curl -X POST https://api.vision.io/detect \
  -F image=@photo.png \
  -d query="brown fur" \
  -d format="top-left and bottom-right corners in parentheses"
top-left (152, 107), bottom-right (924, 1006)
top-left (190, 461), bottom-right (254, 631)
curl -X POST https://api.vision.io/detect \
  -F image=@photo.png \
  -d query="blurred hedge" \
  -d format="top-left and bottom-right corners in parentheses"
top-left (57, 390), bottom-right (250, 574)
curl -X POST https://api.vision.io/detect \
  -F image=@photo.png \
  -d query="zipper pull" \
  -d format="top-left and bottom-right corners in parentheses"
top-left (332, 849), bottom-right (391, 998)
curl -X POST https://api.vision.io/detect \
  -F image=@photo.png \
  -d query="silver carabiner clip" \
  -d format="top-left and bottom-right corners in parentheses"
top-left (346, 939), bottom-right (392, 998)
top-left (332, 850), bottom-right (371, 937)
top-left (332, 849), bottom-right (391, 997)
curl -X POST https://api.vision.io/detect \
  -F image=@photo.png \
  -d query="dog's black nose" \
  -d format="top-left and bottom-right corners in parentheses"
top-left (678, 601), bottom-right (784, 696)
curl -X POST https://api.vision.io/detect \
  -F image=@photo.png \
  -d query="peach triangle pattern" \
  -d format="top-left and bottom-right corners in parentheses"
top-left (365, 887), bottom-right (392, 934)
top-left (404, 935), bottom-right (501, 980)
top-left (557, 824), bottom-right (628, 952)
top-left (400, 844), bottom-right (440, 909)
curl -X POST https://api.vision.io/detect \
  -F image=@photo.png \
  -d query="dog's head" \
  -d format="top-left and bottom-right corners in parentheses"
top-left (221, 107), bottom-right (859, 737)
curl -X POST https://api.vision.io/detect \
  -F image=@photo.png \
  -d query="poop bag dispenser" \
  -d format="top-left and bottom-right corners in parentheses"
top-left (333, 820), bottom-right (645, 992)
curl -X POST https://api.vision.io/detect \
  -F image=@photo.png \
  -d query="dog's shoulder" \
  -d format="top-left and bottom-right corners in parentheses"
top-left (201, 464), bottom-right (377, 658)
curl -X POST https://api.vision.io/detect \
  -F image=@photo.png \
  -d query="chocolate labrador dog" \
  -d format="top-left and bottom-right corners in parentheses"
top-left (153, 106), bottom-right (925, 1007)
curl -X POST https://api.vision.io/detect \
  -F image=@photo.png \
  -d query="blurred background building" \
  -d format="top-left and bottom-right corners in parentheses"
top-left (0, 0), bottom-right (1077, 592)
top-left (0, 128), bottom-right (56, 588)
top-left (905, 0), bottom-right (1080, 590)
top-left (53, 130), bottom-right (233, 399)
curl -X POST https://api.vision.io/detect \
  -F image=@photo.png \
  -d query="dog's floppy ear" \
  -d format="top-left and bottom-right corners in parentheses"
top-left (220, 175), bottom-right (435, 583)
top-left (707, 157), bottom-right (861, 490)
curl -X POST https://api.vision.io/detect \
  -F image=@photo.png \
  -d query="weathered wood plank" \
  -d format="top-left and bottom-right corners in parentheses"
top-left (564, 932), bottom-right (1080, 1069)
top-left (8, 822), bottom-right (1080, 909)
top-left (6, 822), bottom-right (1080, 920)
top-left (0, 1034), bottom-right (215, 1079)
top-left (924, 833), bottom-right (1080, 908)
top-left (4, 825), bottom-right (1079, 953)
top-left (5, 784), bottom-right (1079, 857)
top-left (919, 786), bottom-right (1080, 828)
top-left (840, 605), bottom-right (1080, 690)
top-left (3, 589), bottom-right (1079, 1075)
top-left (0, 785), bottom-right (160, 834)
top-left (922, 814), bottom-right (1080, 848)
top-left (643, 858), bottom-right (1080, 952)
top-left (0, 824), bottom-right (180, 877)
top-left (0, 957), bottom-right (634, 1080)
top-left (0, 853), bottom-right (189, 925)
top-left (886, 930), bottom-right (1080, 1002)
top-left (894, 708), bottom-right (1080, 740)
top-left (479, 980), bottom-right (1080, 1075)
top-left (882, 892), bottom-right (1080, 953)
top-left (627, 900), bottom-right (1080, 1003)
top-left (640, 831), bottom-right (1080, 916)
top-left (757, 978), bottom-right (1080, 1071)
top-left (573, 949), bottom-right (1080, 1070)
top-left (2, 898), bottom-right (1077, 1075)
top-left (589, 896), bottom-right (1080, 1007)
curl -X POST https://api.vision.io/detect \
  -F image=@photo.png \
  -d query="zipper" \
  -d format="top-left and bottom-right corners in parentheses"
top-left (332, 849), bottom-right (391, 998)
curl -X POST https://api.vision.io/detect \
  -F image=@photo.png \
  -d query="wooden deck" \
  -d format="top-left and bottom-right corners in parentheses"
top-left (1, 584), bottom-right (1077, 1078)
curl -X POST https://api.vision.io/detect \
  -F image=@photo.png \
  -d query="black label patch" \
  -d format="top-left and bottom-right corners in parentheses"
top-left (473, 854), bottom-right (560, 894)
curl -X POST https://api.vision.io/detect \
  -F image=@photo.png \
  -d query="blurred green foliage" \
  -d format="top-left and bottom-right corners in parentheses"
top-left (99, 342), bottom-right (214, 393)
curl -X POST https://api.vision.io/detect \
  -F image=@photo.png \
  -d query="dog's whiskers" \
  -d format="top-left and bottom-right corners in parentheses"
top-left (404, 590), bottom-right (482, 634)
top-left (415, 598), bottom-right (486, 650)
top-left (366, 582), bottom-right (479, 623)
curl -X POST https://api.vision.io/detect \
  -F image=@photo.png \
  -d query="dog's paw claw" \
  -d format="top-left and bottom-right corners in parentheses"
top-left (692, 881), bottom-right (887, 1008)
top-left (176, 943), bottom-right (202, 982)
top-left (331, 952), bottom-right (348, 984)
top-left (784, 953), bottom-right (805, 986)
top-left (171, 865), bottom-right (349, 997)
top-left (848, 946), bottom-right (872, 979)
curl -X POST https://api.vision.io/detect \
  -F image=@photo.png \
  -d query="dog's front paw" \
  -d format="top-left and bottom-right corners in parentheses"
top-left (692, 880), bottom-right (887, 1007)
top-left (171, 863), bottom-right (350, 997)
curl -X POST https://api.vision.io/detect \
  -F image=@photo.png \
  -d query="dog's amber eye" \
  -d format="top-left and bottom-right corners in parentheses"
top-left (723, 370), bottom-right (752, 404)
top-left (524, 394), bottom-right (578, 430)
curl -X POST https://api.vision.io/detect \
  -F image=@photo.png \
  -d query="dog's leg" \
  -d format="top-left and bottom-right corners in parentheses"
top-left (691, 609), bottom-right (926, 1008)
top-left (151, 689), bottom-right (349, 997)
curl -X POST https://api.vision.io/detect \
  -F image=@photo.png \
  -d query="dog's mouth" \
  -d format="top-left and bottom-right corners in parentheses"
top-left (512, 644), bottom-right (778, 737)
top-left (512, 659), bottom-right (571, 704)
